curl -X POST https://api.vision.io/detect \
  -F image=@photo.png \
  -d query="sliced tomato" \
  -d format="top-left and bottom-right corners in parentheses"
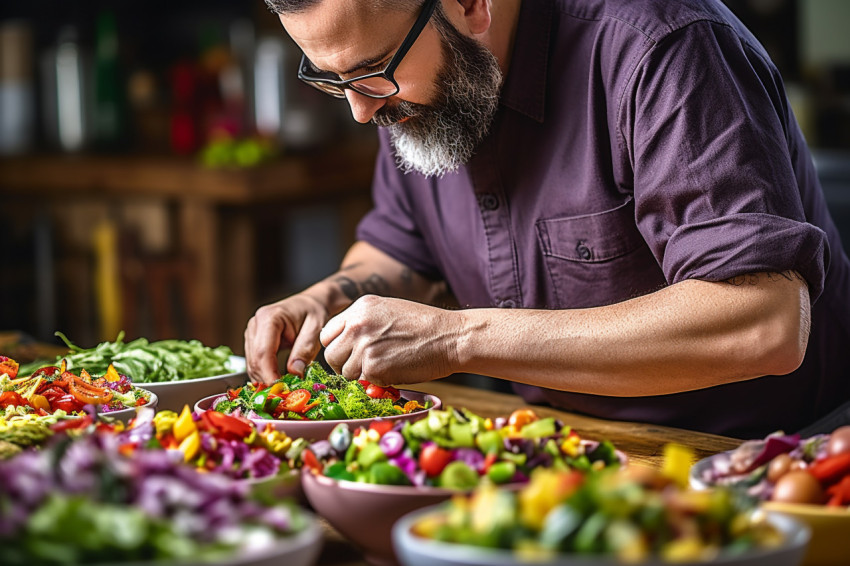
top-left (302, 448), bottom-right (322, 472)
top-left (281, 389), bottom-right (312, 413)
top-left (0, 356), bottom-right (19, 378)
top-left (68, 377), bottom-right (113, 405)
top-left (200, 410), bottom-right (253, 439)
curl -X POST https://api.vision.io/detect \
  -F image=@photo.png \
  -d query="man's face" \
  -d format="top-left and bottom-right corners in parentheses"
top-left (280, 0), bottom-right (502, 177)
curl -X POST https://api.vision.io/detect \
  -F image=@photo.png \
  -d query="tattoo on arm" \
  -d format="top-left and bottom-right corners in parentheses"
top-left (361, 274), bottom-right (390, 295)
top-left (724, 271), bottom-right (805, 286)
top-left (334, 276), bottom-right (360, 301)
top-left (333, 273), bottom-right (391, 300)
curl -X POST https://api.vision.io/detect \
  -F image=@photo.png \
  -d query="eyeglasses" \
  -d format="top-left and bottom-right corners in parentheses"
top-left (297, 0), bottom-right (439, 99)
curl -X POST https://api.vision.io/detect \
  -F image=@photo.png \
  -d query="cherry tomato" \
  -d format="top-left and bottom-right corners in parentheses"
top-left (281, 389), bottom-right (312, 413)
top-left (365, 384), bottom-right (387, 399)
top-left (419, 444), bottom-right (453, 477)
top-left (383, 386), bottom-right (401, 402)
top-left (357, 379), bottom-right (370, 389)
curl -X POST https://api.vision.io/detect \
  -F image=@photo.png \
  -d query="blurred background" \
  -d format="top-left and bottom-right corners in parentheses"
top-left (1, 0), bottom-right (849, 357)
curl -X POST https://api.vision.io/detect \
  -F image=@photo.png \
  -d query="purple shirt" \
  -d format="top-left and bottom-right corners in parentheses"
top-left (357, 0), bottom-right (850, 438)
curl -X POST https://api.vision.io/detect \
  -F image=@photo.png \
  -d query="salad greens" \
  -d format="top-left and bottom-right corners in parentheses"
top-left (18, 331), bottom-right (235, 383)
top-left (212, 362), bottom-right (428, 421)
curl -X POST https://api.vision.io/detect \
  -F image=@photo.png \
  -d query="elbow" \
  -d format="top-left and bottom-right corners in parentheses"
top-left (750, 294), bottom-right (811, 377)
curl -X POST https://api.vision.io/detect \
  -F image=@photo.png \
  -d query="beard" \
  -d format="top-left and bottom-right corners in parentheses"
top-left (371, 11), bottom-right (503, 178)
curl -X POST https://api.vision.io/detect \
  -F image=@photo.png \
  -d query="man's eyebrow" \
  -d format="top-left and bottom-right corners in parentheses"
top-left (338, 49), bottom-right (393, 75)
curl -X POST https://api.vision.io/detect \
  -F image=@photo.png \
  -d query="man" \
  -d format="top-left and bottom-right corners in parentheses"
top-left (246, 0), bottom-right (850, 438)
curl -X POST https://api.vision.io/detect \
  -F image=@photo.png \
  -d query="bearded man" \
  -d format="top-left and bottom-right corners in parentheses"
top-left (244, 0), bottom-right (850, 438)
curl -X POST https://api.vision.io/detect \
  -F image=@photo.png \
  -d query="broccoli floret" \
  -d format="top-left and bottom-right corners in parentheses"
top-left (333, 381), bottom-right (399, 419)
top-left (213, 399), bottom-right (239, 414)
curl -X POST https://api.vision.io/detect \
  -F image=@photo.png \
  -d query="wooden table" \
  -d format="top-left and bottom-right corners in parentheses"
top-left (0, 139), bottom-right (378, 348)
top-left (315, 380), bottom-right (744, 566)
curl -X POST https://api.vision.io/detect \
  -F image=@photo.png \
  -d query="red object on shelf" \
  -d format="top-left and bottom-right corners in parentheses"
top-left (169, 62), bottom-right (198, 155)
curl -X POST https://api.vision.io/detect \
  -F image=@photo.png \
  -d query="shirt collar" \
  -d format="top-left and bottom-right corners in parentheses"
top-left (499, 0), bottom-right (554, 123)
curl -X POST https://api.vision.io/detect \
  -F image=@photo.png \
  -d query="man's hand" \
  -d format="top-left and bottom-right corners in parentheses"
top-left (319, 295), bottom-right (461, 386)
top-left (244, 293), bottom-right (330, 385)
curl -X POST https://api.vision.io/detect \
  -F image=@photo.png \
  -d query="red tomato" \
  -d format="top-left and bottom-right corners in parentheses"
top-left (383, 386), bottom-right (401, 402)
top-left (419, 444), bottom-right (453, 477)
top-left (365, 384), bottom-right (387, 399)
top-left (281, 389), bottom-right (312, 413)
top-left (52, 394), bottom-right (83, 413)
top-left (302, 448), bottom-right (321, 472)
top-left (200, 410), bottom-right (253, 439)
top-left (369, 420), bottom-right (394, 437)
top-left (357, 379), bottom-right (370, 389)
top-left (0, 391), bottom-right (30, 409)
top-left (0, 356), bottom-right (19, 379)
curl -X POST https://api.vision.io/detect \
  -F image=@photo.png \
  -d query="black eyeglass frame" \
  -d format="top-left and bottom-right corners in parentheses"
top-left (297, 0), bottom-right (439, 99)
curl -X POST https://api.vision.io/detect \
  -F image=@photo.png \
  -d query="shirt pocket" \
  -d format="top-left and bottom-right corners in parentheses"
top-left (536, 198), bottom-right (665, 308)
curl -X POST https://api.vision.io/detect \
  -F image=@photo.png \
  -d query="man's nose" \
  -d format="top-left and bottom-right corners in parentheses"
top-left (344, 90), bottom-right (386, 124)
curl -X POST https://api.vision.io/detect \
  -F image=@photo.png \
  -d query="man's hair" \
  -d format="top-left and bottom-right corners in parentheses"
top-left (265, 0), bottom-right (422, 15)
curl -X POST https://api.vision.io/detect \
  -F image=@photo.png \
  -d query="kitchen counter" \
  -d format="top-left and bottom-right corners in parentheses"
top-left (314, 379), bottom-right (743, 566)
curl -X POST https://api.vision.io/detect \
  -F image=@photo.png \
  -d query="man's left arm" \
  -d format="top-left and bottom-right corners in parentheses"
top-left (321, 271), bottom-right (810, 395)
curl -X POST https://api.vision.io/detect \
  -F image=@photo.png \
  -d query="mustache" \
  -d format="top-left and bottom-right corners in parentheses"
top-left (371, 100), bottom-right (424, 127)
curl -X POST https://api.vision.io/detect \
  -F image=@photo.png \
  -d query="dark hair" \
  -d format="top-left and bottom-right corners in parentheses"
top-left (265, 0), bottom-right (422, 15)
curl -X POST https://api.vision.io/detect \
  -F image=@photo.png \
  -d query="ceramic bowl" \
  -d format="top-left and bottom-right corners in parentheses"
top-left (302, 470), bottom-right (461, 566)
top-left (194, 390), bottom-right (441, 442)
top-left (246, 469), bottom-right (304, 505)
top-left (98, 390), bottom-right (159, 424)
top-left (392, 504), bottom-right (810, 566)
top-left (691, 454), bottom-right (850, 566)
top-left (102, 508), bottom-right (323, 566)
top-left (139, 355), bottom-right (248, 413)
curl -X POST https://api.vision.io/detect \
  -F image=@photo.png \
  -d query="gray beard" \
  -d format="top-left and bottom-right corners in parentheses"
top-left (372, 18), bottom-right (502, 178)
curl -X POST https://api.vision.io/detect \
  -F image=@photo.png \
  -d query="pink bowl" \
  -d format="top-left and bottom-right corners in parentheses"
top-left (194, 390), bottom-right (441, 441)
top-left (301, 471), bottom-right (463, 566)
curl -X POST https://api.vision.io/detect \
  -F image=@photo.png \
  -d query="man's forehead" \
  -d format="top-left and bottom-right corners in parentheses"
top-left (279, 0), bottom-right (415, 71)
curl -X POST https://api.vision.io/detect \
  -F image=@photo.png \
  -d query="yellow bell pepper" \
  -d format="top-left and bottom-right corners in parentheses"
top-left (178, 430), bottom-right (201, 462)
top-left (172, 405), bottom-right (197, 443)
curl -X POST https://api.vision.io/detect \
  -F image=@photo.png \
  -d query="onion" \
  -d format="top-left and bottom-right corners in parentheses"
top-left (379, 431), bottom-right (405, 457)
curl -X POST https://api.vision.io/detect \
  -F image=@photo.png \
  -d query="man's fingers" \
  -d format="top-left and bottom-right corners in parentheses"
top-left (320, 314), bottom-right (345, 347)
top-left (287, 316), bottom-right (323, 376)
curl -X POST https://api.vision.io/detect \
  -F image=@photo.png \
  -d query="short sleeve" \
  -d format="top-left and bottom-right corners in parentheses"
top-left (624, 20), bottom-right (828, 301)
top-left (356, 130), bottom-right (443, 280)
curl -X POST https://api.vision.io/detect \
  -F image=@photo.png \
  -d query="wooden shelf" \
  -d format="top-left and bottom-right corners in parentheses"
top-left (0, 138), bottom-right (378, 204)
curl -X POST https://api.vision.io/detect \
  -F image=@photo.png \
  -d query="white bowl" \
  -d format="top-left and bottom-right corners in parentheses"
top-left (97, 390), bottom-right (159, 424)
top-left (139, 355), bottom-right (248, 413)
top-left (393, 505), bottom-right (810, 566)
top-left (102, 508), bottom-right (324, 566)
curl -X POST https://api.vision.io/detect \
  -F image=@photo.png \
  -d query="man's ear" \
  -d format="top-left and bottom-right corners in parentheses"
top-left (451, 0), bottom-right (492, 35)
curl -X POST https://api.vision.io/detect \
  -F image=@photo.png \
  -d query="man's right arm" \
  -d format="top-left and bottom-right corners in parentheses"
top-left (244, 241), bottom-right (446, 384)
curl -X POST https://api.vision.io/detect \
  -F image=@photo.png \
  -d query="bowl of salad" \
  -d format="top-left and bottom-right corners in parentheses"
top-left (113, 405), bottom-right (307, 502)
top-left (0, 429), bottom-right (323, 566)
top-left (690, 427), bottom-right (850, 566)
top-left (301, 407), bottom-right (625, 566)
top-left (194, 362), bottom-right (440, 441)
top-left (393, 467), bottom-right (810, 566)
top-left (0, 355), bottom-right (156, 424)
top-left (17, 332), bottom-right (248, 413)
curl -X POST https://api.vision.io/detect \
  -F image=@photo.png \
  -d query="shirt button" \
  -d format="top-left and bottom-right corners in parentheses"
top-left (576, 242), bottom-right (592, 260)
top-left (479, 193), bottom-right (499, 211)
top-left (498, 299), bottom-right (516, 308)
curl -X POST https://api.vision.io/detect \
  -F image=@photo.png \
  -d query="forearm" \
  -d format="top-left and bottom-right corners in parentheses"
top-left (300, 241), bottom-right (448, 317)
top-left (454, 272), bottom-right (811, 396)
